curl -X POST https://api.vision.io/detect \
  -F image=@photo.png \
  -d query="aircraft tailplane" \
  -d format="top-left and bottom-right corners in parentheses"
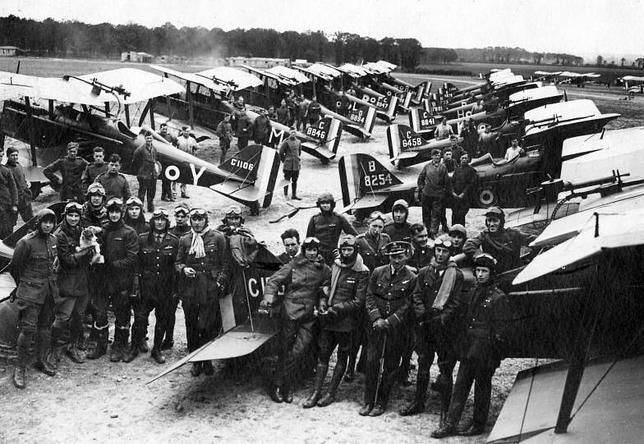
top-left (212, 144), bottom-right (281, 211)
top-left (338, 153), bottom-right (403, 211)
top-left (300, 117), bottom-right (343, 162)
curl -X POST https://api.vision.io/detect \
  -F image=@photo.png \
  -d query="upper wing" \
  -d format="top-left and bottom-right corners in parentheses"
top-left (149, 64), bottom-right (228, 94)
top-left (196, 66), bottom-right (263, 91)
top-left (78, 68), bottom-right (183, 104)
top-left (513, 203), bottom-right (644, 285)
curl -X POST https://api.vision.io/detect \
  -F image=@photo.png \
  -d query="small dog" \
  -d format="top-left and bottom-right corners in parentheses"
top-left (78, 227), bottom-right (104, 265)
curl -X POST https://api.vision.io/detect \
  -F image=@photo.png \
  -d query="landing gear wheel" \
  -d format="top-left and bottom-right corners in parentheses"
top-left (476, 186), bottom-right (498, 208)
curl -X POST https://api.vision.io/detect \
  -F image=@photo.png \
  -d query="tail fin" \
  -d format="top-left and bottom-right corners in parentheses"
top-left (387, 124), bottom-right (427, 159)
top-left (346, 103), bottom-right (377, 138)
top-left (212, 144), bottom-right (281, 210)
top-left (409, 108), bottom-right (438, 134)
top-left (339, 153), bottom-right (403, 212)
top-left (300, 117), bottom-right (343, 162)
top-left (412, 81), bottom-right (431, 104)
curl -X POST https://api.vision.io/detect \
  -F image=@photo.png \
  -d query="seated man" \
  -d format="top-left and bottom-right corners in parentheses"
top-left (504, 138), bottom-right (524, 161)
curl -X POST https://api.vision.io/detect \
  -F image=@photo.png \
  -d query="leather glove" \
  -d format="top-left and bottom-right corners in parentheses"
top-left (319, 300), bottom-right (328, 313)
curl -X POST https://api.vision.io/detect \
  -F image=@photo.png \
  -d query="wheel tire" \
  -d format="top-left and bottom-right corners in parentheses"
top-left (476, 186), bottom-right (498, 208)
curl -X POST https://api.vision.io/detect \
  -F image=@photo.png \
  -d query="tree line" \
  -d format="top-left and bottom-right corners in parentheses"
top-left (0, 15), bottom-right (423, 70)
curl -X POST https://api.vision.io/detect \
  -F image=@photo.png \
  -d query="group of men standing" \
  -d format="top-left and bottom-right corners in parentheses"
top-left (259, 191), bottom-right (531, 437)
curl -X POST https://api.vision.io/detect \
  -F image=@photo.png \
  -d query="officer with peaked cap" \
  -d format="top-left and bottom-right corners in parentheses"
top-left (360, 241), bottom-right (416, 417)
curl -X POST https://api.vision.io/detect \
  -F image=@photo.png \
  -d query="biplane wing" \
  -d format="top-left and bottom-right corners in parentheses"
top-left (77, 68), bottom-right (183, 104)
top-left (197, 66), bottom-right (264, 91)
top-left (149, 64), bottom-right (228, 95)
top-left (513, 203), bottom-right (644, 284)
top-left (265, 66), bottom-right (310, 85)
top-left (487, 355), bottom-right (644, 444)
top-left (0, 70), bottom-right (119, 106)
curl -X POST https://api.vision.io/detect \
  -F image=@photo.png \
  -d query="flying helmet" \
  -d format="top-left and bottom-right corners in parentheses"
top-left (302, 237), bottom-right (321, 251)
top-left (126, 197), bottom-right (143, 209)
top-left (316, 193), bottom-right (335, 210)
top-left (473, 253), bottom-right (497, 272)
top-left (189, 207), bottom-right (209, 223)
top-left (63, 201), bottom-right (83, 216)
top-left (105, 197), bottom-right (124, 213)
top-left (448, 224), bottom-right (467, 239)
top-left (86, 183), bottom-right (106, 200)
top-left (36, 208), bottom-right (57, 225)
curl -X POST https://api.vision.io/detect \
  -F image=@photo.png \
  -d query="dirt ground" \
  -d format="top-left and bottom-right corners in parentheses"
top-left (1, 67), bottom-right (636, 443)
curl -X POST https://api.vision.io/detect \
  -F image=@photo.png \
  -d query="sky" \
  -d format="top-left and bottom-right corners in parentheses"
top-left (3, 0), bottom-right (644, 62)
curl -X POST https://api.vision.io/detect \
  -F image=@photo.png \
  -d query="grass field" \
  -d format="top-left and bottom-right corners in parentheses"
top-left (415, 61), bottom-right (644, 84)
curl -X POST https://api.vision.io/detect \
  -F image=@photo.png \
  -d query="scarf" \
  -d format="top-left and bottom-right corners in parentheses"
top-left (189, 226), bottom-right (210, 259)
top-left (328, 254), bottom-right (367, 305)
top-left (430, 258), bottom-right (459, 310)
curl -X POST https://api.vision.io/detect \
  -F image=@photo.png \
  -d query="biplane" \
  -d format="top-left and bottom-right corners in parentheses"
top-left (0, 68), bottom-right (282, 213)
top-left (292, 63), bottom-right (377, 139)
top-left (150, 65), bottom-right (343, 163)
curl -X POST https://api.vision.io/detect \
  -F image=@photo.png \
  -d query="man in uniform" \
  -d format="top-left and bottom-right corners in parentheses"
top-left (234, 109), bottom-right (253, 151)
top-left (5, 146), bottom-right (33, 226)
top-left (434, 117), bottom-right (454, 140)
top-left (160, 203), bottom-right (191, 350)
top-left (384, 199), bottom-right (412, 242)
top-left (278, 228), bottom-right (301, 264)
top-left (295, 94), bottom-right (308, 131)
top-left (360, 241), bottom-right (416, 417)
top-left (99, 198), bottom-right (139, 362)
top-left (43, 141), bottom-right (88, 202)
top-left (50, 202), bottom-right (92, 367)
top-left (400, 235), bottom-right (464, 420)
top-left (463, 207), bottom-right (534, 274)
top-left (450, 152), bottom-right (478, 226)
top-left (407, 223), bottom-right (433, 270)
top-left (261, 237), bottom-right (331, 404)
top-left (252, 108), bottom-right (272, 146)
top-left (306, 192), bottom-right (358, 265)
top-left (95, 154), bottom-right (131, 202)
top-left (279, 132), bottom-right (302, 200)
top-left (9, 209), bottom-right (59, 388)
top-left (417, 148), bottom-right (451, 238)
top-left (448, 224), bottom-right (468, 257)
top-left (307, 96), bottom-right (321, 126)
top-left (215, 114), bottom-right (234, 164)
top-left (303, 235), bottom-right (368, 408)
top-left (432, 253), bottom-right (512, 438)
top-left (175, 208), bottom-right (229, 376)
top-left (81, 183), bottom-right (109, 230)
top-left (81, 146), bottom-right (108, 193)
top-left (123, 197), bottom-right (148, 235)
top-left (158, 123), bottom-right (178, 202)
top-left (351, 211), bottom-right (390, 382)
top-left (131, 133), bottom-right (158, 212)
top-left (176, 127), bottom-right (198, 199)
top-left (125, 209), bottom-right (179, 364)
top-left (0, 146), bottom-right (18, 238)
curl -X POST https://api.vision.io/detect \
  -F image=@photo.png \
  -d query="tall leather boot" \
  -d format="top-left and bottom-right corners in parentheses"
top-left (303, 363), bottom-right (327, 408)
top-left (291, 182), bottom-right (301, 200)
top-left (283, 185), bottom-right (289, 197)
top-left (14, 331), bottom-right (32, 389)
top-left (48, 325), bottom-right (65, 370)
top-left (86, 323), bottom-right (108, 360)
top-left (123, 322), bottom-right (141, 363)
top-left (317, 359), bottom-right (346, 407)
top-left (34, 331), bottom-right (56, 377)
top-left (150, 323), bottom-right (166, 364)
top-left (399, 372), bottom-right (429, 416)
top-left (109, 326), bottom-right (129, 362)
